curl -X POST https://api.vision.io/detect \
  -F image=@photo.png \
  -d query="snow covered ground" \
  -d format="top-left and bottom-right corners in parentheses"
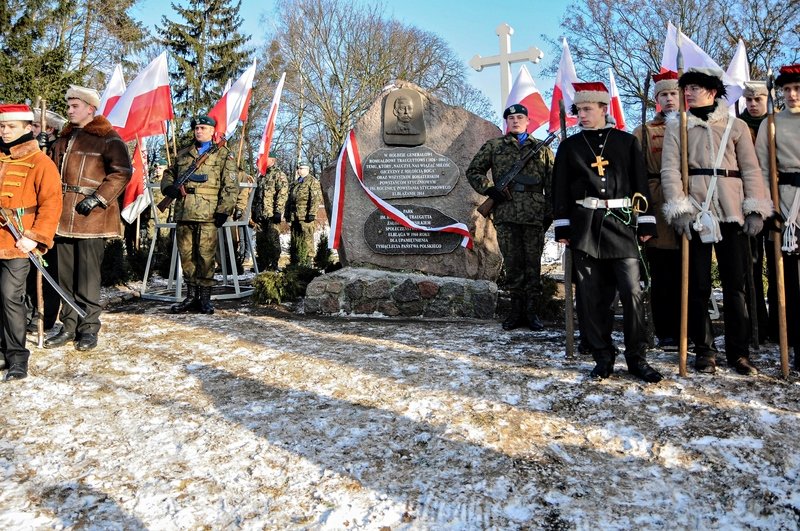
top-left (1, 287), bottom-right (799, 530)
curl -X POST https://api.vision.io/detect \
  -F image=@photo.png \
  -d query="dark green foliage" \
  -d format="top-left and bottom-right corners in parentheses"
top-left (255, 227), bottom-right (282, 271)
top-left (536, 275), bottom-right (564, 321)
top-left (314, 234), bottom-right (333, 270)
top-left (252, 264), bottom-right (321, 305)
top-left (101, 239), bottom-right (133, 287)
top-left (289, 232), bottom-right (310, 267)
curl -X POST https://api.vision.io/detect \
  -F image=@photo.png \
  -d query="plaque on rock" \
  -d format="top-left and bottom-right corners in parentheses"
top-left (364, 205), bottom-right (463, 255)
top-left (362, 147), bottom-right (459, 199)
top-left (383, 88), bottom-right (426, 146)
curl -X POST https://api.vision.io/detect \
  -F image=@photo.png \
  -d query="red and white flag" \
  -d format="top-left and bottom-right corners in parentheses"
top-left (121, 137), bottom-right (151, 224)
top-left (726, 39), bottom-right (749, 114)
top-left (98, 64), bottom-right (126, 117)
top-left (107, 52), bottom-right (173, 142)
top-left (608, 69), bottom-right (627, 130)
top-left (660, 22), bottom-right (736, 90)
top-left (256, 72), bottom-right (286, 176)
top-left (208, 59), bottom-right (256, 138)
top-left (548, 38), bottom-right (580, 132)
top-left (504, 65), bottom-right (549, 133)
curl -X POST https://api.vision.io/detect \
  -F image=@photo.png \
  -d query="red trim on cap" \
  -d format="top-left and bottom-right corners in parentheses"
top-left (573, 82), bottom-right (609, 93)
top-left (652, 70), bottom-right (679, 82)
top-left (779, 64), bottom-right (800, 75)
top-left (0, 104), bottom-right (32, 114)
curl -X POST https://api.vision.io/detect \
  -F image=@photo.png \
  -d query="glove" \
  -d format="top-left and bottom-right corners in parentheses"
top-left (742, 213), bottom-right (764, 237)
top-left (75, 195), bottom-right (103, 216)
top-left (305, 214), bottom-right (316, 223)
top-left (36, 132), bottom-right (48, 149)
top-left (163, 185), bottom-right (183, 199)
top-left (213, 213), bottom-right (229, 227)
top-left (672, 212), bottom-right (693, 240)
top-left (486, 187), bottom-right (507, 204)
top-left (233, 207), bottom-right (244, 221)
top-left (765, 212), bottom-right (783, 232)
top-left (270, 213), bottom-right (281, 224)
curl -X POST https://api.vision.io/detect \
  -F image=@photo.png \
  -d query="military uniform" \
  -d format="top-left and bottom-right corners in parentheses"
top-left (466, 129), bottom-right (554, 330)
top-left (161, 137), bottom-right (238, 313)
top-left (287, 166), bottom-right (321, 266)
top-left (253, 164), bottom-right (288, 270)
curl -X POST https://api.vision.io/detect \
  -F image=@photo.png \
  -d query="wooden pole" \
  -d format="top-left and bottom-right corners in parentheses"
top-left (236, 118), bottom-right (248, 168)
top-left (677, 35), bottom-right (689, 377)
top-left (559, 100), bottom-right (574, 358)
top-left (766, 70), bottom-right (790, 377)
top-left (36, 98), bottom-right (47, 348)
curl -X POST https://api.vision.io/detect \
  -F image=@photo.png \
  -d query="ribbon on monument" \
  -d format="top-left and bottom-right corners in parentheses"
top-left (329, 130), bottom-right (473, 251)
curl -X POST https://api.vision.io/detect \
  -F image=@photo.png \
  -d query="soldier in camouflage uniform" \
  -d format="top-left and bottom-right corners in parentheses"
top-left (287, 161), bottom-right (321, 267)
top-left (252, 153), bottom-right (288, 270)
top-left (161, 115), bottom-right (238, 314)
top-left (467, 103), bottom-right (554, 331)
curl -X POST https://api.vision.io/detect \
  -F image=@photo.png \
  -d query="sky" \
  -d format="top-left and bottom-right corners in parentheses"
top-left (133, 0), bottom-right (573, 128)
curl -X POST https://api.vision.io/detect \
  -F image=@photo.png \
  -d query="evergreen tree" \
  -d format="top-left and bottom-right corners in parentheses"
top-left (158, 0), bottom-right (252, 136)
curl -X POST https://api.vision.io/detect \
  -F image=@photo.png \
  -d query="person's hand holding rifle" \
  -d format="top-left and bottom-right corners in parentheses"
top-left (158, 138), bottom-right (227, 212)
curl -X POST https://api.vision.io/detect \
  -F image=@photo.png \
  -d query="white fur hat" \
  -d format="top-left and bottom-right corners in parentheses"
top-left (65, 85), bottom-right (101, 109)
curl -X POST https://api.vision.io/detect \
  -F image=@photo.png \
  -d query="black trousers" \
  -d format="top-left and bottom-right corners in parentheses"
top-left (25, 244), bottom-right (60, 330)
top-left (573, 250), bottom-right (647, 359)
top-left (56, 237), bottom-right (105, 335)
top-left (688, 222), bottom-right (750, 361)
top-left (0, 258), bottom-right (31, 364)
top-left (646, 247), bottom-right (681, 341)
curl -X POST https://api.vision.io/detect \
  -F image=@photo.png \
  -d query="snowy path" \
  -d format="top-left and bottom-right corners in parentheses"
top-left (1, 300), bottom-right (799, 530)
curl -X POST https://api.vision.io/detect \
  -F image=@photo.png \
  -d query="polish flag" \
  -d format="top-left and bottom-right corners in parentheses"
top-left (548, 38), bottom-right (580, 132)
top-left (98, 64), bottom-right (126, 117)
top-left (608, 69), bottom-right (627, 130)
top-left (726, 39), bottom-right (749, 115)
top-left (660, 22), bottom-right (737, 91)
top-left (256, 72), bottom-right (286, 176)
top-left (107, 52), bottom-right (173, 142)
top-left (504, 65), bottom-right (549, 133)
top-left (208, 59), bottom-right (257, 138)
top-left (121, 137), bottom-right (151, 224)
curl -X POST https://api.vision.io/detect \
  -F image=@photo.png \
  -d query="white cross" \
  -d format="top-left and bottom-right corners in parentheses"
top-left (469, 23), bottom-right (544, 112)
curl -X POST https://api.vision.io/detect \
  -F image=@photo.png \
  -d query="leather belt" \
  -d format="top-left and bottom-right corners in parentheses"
top-left (62, 184), bottom-right (96, 195)
top-left (184, 188), bottom-right (196, 194)
top-left (647, 172), bottom-right (661, 180)
top-left (575, 197), bottom-right (632, 209)
top-left (778, 172), bottom-right (800, 186)
top-left (688, 168), bottom-right (741, 178)
top-left (512, 183), bottom-right (541, 193)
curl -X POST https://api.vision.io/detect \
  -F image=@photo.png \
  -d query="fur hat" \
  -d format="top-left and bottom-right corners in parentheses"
top-left (572, 82), bottom-right (610, 105)
top-left (775, 64), bottom-right (800, 87)
top-left (0, 104), bottom-right (34, 122)
top-left (65, 85), bottom-right (101, 109)
top-left (679, 67), bottom-right (727, 99)
top-left (652, 70), bottom-right (679, 97)
top-left (32, 108), bottom-right (67, 130)
top-left (742, 81), bottom-right (768, 98)
top-left (503, 103), bottom-right (528, 118)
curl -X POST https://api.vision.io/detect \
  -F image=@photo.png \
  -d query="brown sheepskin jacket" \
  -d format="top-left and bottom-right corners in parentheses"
top-left (0, 138), bottom-right (63, 259)
top-left (49, 115), bottom-right (132, 238)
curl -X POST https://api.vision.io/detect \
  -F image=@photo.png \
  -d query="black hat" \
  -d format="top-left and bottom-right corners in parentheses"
top-left (679, 67), bottom-right (727, 99)
top-left (775, 64), bottom-right (800, 87)
top-left (190, 114), bottom-right (216, 129)
top-left (503, 104), bottom-right (528, 119)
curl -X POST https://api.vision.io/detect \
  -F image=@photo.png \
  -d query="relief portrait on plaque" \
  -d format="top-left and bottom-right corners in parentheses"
top-left (382, 88), bottom-right (426, 147)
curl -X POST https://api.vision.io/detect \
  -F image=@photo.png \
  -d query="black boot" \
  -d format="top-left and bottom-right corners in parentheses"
top-left (4, 354), bottom-right (29, 381)
top-left (730, 357), bottom-right (758, 376)
top-left (590, 350), bottom-right (615, 379)
top-left (502, 295), bottom-right (526, 330)
top-left (170, 285), bottom-right (199, 314)
top-left (694, 351), bottom-right (717, 374)
top-left (625, 351), bottom-right (663, 383)
top-left (198, 286), bottom-right (214, 315)
top-left (525, 298), bottom-right (545, 331)
top-left (44, 329), bottom-right (76, 349)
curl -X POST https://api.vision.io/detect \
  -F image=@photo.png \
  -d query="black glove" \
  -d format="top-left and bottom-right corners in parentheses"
top-left (233, 207), bottom-right (244, 221)
top-left (163, 185), bottom-right (183, 199)
top-left (305, 213), bottom-right (316, 223)
top-left (75, 195), bottom-right (103, 216)
top-left (486, 187), bottom-right (507, 204)
top-left (742, 213), bottom-right (764, 237)
top-left (37, 132), bottom-right (48, 149)
top-left (213, 213), bottom-right (229, 227)
top-left (672, 212), bottom-right (693, 240)
top-left (765, 212), bottom-right (784, 232)
top-left (270, 213), bottom-right (281, 224)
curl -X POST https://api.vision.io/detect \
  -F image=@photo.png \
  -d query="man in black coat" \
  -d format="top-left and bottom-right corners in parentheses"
top-left (552, 82), bottom-right (662, 383)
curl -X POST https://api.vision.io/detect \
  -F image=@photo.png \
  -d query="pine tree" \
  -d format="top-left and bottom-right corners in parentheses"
top-left (158, 0), bottom-right (252, 135)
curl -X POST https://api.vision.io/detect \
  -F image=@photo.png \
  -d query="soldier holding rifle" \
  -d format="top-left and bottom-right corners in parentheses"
top-left (467, 103), bottom-right (555, 332)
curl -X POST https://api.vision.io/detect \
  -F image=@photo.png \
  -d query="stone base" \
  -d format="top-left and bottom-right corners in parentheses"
top-left (303, 267), bottom-right (497, 319)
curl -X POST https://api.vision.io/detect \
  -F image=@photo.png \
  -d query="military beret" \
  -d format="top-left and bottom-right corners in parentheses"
top-left (297, 160), bottom-right (310, 168)
top-left (503, 104), bottom-right (528, 119)
top-left (191, 114), bottom-right (216, 128)
top-left (157, 158), bottom-right (168, 166)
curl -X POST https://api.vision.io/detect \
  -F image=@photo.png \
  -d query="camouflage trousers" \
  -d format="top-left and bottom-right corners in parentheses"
top-left (290, 220), bottom-right (315, 266)
top-left (495, 222), bottom-right (544, 299)
top-left (176, 221), bottom-right (218, 287)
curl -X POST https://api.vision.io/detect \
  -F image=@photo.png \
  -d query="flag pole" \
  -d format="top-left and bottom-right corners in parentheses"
top-left (676, 29), bottom-right (689, 377)
top-left (163, 122), bottom-right (172, 166)
top-left (236, 118), bottom-right (248, 168)
top-left (36, 97), bottom-right (47, 348)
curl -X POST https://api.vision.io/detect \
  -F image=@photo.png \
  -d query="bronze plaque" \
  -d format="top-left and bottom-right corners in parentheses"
top-left (363, 205), bottom-right (463, 255)
top-left (382, 88), bottom-right (426, 146)
top-left (362, 147), bottom-right (459, 199)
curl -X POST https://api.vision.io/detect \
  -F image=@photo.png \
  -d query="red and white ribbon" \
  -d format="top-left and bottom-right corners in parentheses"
top-left (329, 130), bottom-right (473, 250)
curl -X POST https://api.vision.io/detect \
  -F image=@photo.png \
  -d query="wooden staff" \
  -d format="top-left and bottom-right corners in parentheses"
top-left (36, 98), bottom-right (47, 348)
top-left (766, 70), bottom-right (789, 377)
top-left (640, 72), bottom-right (656, 349)
top-left (559, 99), bottom-right (575, 358)
top-left (676, 36), bottom-right (690, 377)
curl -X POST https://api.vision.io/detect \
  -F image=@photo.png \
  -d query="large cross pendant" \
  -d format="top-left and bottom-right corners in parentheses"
top-left (591, 155), bottom-right (610, 177)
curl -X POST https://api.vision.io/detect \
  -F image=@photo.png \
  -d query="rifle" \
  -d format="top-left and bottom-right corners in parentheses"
top-left (477, 131), bottom-right (558, 218)
top-left (157, 139), bottom-right (227, 212)
top-left (0, 207), bottom-right (86, 319)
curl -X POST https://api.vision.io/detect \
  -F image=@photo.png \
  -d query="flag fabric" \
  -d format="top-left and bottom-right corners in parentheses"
top-left (98, 64), bottom-right (126, 117)
top-left (208, 59), bottom-right (257, 138)
top-left (504, 65), bottom-right (549, 133)
top-left (121, 137), bottom-right (151, 224)
top-left (660, 22), bottom-right (738, 94)
top-left (256, 72), bottom-right (286, 176)
top-left (329, 130), bottom-right (472, 251)
top-left (106, 52), bottom-right (173, 142)
top-left (726, 39), bottom-right (749, 114)
top-left (607, 69), bottom-right (627, 130)
top-left (548, 38), bottom-right (580, 132)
